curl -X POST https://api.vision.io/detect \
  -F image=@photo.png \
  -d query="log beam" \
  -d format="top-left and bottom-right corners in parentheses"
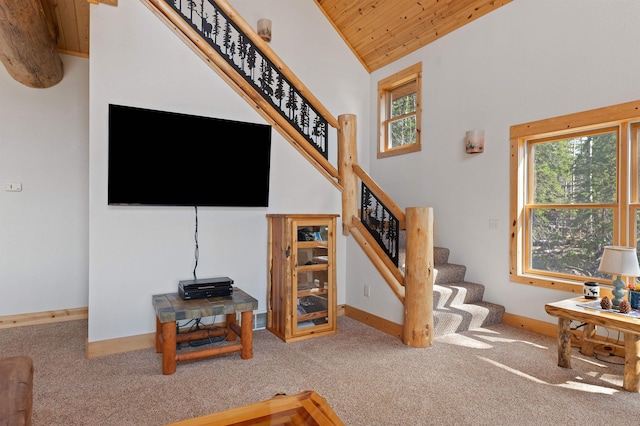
top-left (0, 0), bottom-right (63, 88)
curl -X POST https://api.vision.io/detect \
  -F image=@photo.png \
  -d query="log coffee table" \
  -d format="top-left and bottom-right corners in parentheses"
top-left (152, 288), bottom-right (258, 375)
top-left (545, 296), bottom-right (640, 392)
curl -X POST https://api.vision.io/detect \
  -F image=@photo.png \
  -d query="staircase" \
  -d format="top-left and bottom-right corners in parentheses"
top-left (145, 0), bottom-right (499, 344)
top-left (399, 235), bottom-right (504, 336)
top-left (431, 247), bottom-right (504, 336)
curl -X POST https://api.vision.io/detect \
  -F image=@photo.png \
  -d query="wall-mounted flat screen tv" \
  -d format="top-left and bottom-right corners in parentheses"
top-left (108, 104), bottom-right (272, 207)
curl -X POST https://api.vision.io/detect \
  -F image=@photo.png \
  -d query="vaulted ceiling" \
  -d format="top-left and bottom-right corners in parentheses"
top-left (314, 0), bottom-right (512, 72)
top-left (0, 0), bottom-right (512, 87)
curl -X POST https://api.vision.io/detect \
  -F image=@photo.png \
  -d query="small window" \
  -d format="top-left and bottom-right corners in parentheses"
top-left (377, 63), bottom-right (422, 158)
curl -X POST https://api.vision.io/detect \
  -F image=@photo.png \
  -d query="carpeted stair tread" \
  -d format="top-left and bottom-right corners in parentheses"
top-left (434, 263), bottom-right (466, 284)
top-left (434, 301), bottom-right (505, 337)
top-left (433, 281), bottom-right (486, 309)
top-left (434, 246), bottom-right (450, 265)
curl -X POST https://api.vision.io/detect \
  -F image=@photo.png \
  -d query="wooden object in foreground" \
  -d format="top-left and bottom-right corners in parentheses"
top-left (267, 214), bottom-right (339, 342)
top-left (545, 297), bottom-right (640, 392)
top-left (152, 288), bottom-right (258, 375)
top-left (167, 390), bottom-right (344, 426)
top-left (0, 0), bottom-right (63, 88)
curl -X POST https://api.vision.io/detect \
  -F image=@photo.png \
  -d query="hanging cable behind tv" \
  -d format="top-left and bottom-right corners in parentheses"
top-left (177, 206), bottom-right (233, 300)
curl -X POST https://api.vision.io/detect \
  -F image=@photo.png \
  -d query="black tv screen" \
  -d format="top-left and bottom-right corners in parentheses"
top-left (108, 104), bottom-right (272, 207)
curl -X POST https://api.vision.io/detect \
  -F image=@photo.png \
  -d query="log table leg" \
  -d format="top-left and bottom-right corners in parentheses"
top-left (580, 323), bottom-right (596, 356)
top-left (226, 313), bottom-right (237, 341)
top-left (557, 317), bottom-right (572, 369)
top-left (240, 310), bottom-right (253, 360)
top-left (162, 321), bottom-right (177, 375)
top-left (623, 332), bottom-right (640, 392)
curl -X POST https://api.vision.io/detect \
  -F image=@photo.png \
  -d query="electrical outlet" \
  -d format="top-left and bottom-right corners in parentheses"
top-left (4, 183), bottom-right (22, 192)
top-left (364, 284), bottom-right (371, 297)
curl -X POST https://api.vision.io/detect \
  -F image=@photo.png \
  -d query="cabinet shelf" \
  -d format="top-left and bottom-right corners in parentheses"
top-left (297, 241), bottom-right (328, 249)
top-left (267, 214), bottom-right (339, 343)
top-left (297, 311), bottom-right (328, 322)
top-left (297, 264), bottom-right (328, 273)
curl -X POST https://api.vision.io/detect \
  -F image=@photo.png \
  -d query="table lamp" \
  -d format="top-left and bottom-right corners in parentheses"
top-left (598, 246), bottom-right (640, 308)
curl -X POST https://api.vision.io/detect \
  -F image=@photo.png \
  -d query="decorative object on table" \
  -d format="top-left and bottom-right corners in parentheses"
top-left (600, 296), bottom-right (612, 310)
top-left (619, 299), bottom-right (632, 313)
top-left (583, 281), bottom-right (599, 299)
top-left (628, 283), bottom-right (640, 310)
top-left (597, 246), bottom-right (640, 308)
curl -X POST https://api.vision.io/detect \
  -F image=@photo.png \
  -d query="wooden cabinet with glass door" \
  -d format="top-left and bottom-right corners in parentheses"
top-left (266, 214), bottom-right (339, 342)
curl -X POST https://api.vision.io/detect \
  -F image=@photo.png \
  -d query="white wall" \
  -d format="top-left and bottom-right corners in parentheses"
top-left (348, 0), bottom-right (640, 324)
top-left (6, 0), bottom-right (632, 342)
top-left (0, 54), bottom-right (89, 315)
top-left (87, 0), bottom-right (369, 341)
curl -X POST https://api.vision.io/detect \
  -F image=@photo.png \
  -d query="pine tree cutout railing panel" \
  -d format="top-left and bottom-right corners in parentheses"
top-left (360, 182), bottom-right (400, 267)
top-left (165, 0), bottom-right (329, 159)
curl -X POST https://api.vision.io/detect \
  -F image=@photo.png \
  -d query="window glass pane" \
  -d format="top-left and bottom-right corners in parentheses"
top-left (530, 207), bottom-right (613, 278)
top-left (532, 132), bottom-right (616, 204)
top-left (389, 82), bottom-right (416, 119)
top-left (389, 116), bottom-right (416, 148)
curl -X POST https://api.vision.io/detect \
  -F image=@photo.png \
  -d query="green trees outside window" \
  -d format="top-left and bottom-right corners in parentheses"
top-left (510, 100), bottom-right (640, 292)
top-left (529, 131), bottom-right (616, 279)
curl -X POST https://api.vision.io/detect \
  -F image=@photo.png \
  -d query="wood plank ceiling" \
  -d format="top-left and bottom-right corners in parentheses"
top-left (0, 0), bottom-right (512, 87)
top-left (314, 0), bottom-right (512, 72)
top-left (41, 0), bottom-right (91, 58)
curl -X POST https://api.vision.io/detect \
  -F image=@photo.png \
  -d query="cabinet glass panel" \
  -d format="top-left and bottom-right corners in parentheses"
top-left (294, 224), bottom-right (330, 330)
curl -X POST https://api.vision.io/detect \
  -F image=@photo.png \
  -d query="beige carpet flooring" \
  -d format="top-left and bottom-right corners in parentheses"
top-left (2, 316), bottom-right (640, 425)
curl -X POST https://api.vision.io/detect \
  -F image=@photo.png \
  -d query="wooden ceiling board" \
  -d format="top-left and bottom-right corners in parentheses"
top-left (74, 0), bottom-right (91, 56)
top-left (315, 0), bottom-right (512, 72)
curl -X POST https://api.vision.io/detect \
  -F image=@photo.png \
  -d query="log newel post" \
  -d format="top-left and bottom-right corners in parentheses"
top-left (338, 114), bottom-right (358, 236)
top-left (402, 207), bottom-right (434, 348)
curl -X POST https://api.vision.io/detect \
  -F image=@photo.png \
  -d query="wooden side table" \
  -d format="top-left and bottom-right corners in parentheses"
top-left (152, 288), bottom-right (258, 375)
top-left (545, 297), bottom-right (640, 392)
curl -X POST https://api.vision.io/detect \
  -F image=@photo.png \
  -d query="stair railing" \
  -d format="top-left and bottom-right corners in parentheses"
top-left (142, 0), bottom-right (341, 188)
top-left (142, 0), bottom-right (433, 347)
top-left (338, 114), bottom-right (433, 347)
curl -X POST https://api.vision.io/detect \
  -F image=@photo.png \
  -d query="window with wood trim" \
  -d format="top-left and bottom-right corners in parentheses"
top-left (510, 100), bottom-right (640, 292)
top-left (377, 63), bottom-right (422, 158)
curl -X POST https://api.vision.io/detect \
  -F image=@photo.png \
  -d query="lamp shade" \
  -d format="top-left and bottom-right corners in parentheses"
top-left (598, 246), bottom-right (640, 277)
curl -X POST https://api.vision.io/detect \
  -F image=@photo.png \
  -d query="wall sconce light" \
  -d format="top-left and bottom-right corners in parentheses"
top-left (257, 18), bottom-right (272, 42)
top-left (465, 129), bottom-right (484, 154)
